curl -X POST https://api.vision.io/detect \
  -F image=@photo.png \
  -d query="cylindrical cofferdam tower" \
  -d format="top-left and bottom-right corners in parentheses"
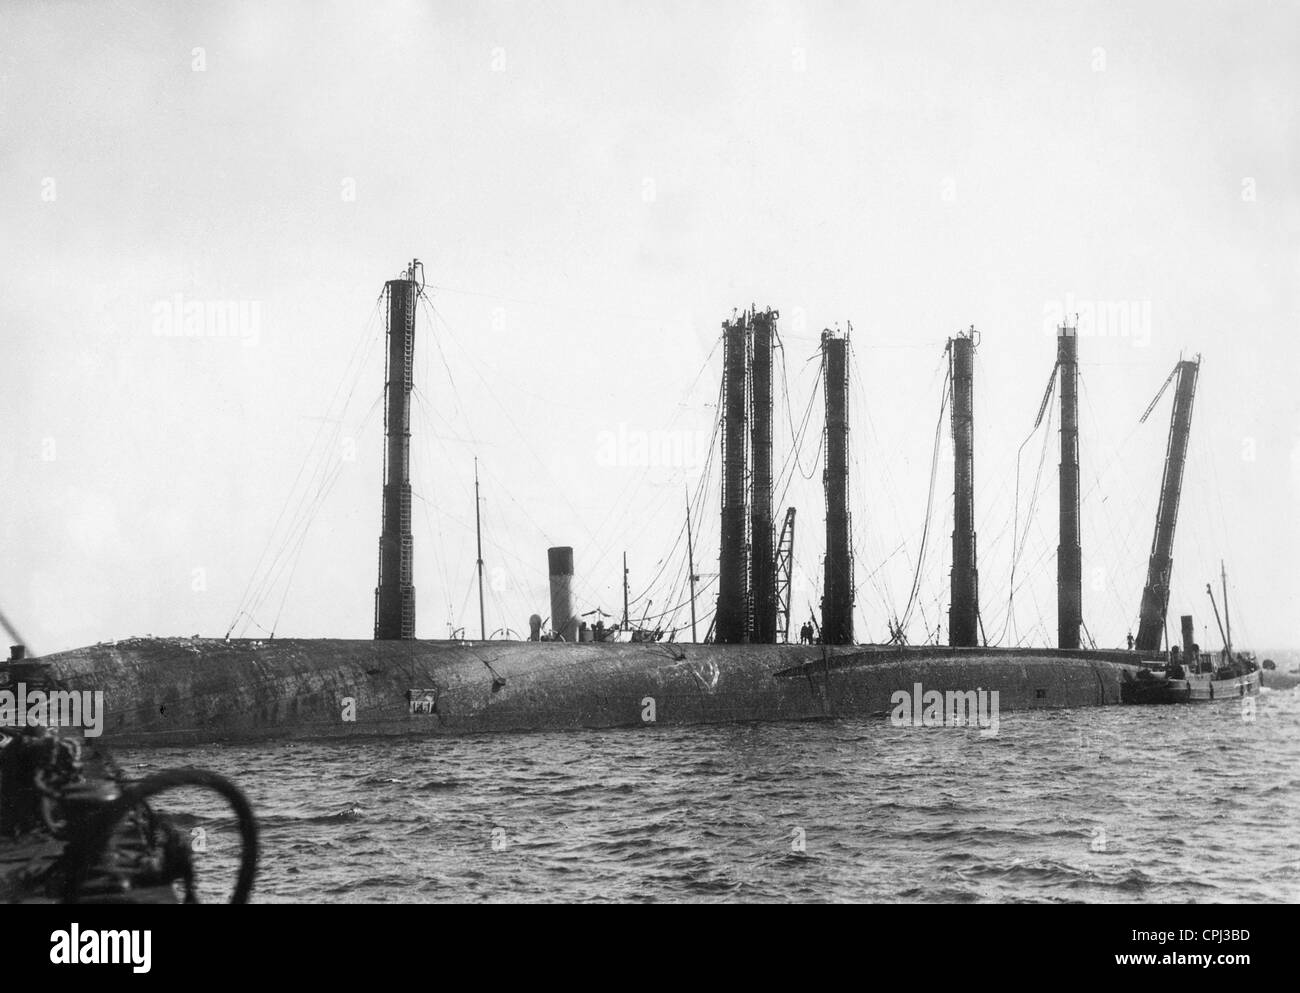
top-left (1057, 322), bottom-right (1082, 650)
top-left (716, 315), bottom-right (750, 643)
top-left (374, 264), bottom-right (420, 640)
top-left (1135, 357), bottom-right (1200, 653)
top-left (749, 309), bottom-right (778, 644)
top-left (548, 546), bottom-right (579, 642)
top-left (821, 329), bottom-right (853, 645)
top-left (948, 330), bottom-right (979, 648)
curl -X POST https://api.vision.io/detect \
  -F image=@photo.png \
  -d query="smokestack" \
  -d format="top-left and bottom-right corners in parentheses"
top-left (374, 267), bottom-right (419, 640)
top-left (547, 546), bottom-right (578, 642)
top-left (1180, 614), bottom-right (1195, 658)
top-left (716, 315), bottom-right (749, 643)
top-left (1057, 322), bottom-right (1082, 649)
top-left (750, 309), bottom-right (777, 643)
top-left (820, 329), bottom-right (853, 645)
top-left (948, 330), bottom-right (979, 647)
top-left (1135, 358), bottom-right (1200, 652)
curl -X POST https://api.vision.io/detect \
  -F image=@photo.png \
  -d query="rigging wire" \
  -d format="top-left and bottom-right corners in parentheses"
top-left (230, 294), bottom-right (386, 636)
top-left (256, 391), bottom-right (386, 635)
top-left (995, 365), bottom-right (1058, 645)
top-left (897, 357), bottom-right (951, 635)
top-left (627, 365), bottom-right (725, 619)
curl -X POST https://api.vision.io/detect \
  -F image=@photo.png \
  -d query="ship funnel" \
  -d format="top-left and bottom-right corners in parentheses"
top-left (1180, 614), bottom-right (1195, 658)
top-left (528, 614), bottom-right (542, 642)
top-left (547, 547), bottom-right (579, 642)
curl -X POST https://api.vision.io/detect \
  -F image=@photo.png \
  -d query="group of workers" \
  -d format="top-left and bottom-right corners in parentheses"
top-left (798, 620), bottom-right (821, 644)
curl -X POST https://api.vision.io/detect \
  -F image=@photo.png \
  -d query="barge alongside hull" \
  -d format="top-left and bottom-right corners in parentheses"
top-left (37, 638), bottom-right (1147, 746)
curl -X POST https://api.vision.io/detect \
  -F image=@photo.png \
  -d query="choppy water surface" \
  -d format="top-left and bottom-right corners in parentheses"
top-left (119, 688), bottom-right (1300, 903)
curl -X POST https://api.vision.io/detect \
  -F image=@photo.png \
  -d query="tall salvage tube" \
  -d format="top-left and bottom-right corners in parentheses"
top-left (948, 331), bottom-right (979, 647)
top-left (1057, 324), bottom-right (1082, 649)
top-left (716, 316), bottom-right (749, 643)
top-left (820, 330), bottom-right (853, 645)
top-left (547, 546), bottom-right (578, 642)
top-left (749, 309), bottom-right (777, 643)
top-left (1135, 358), bottom-right (1200, 652)
top-left (374, 272), bottom-right (418, 639)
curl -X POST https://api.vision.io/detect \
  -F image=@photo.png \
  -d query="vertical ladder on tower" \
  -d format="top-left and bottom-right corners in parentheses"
top-left (402, 296), bottom-right (415, 392)
top-left (398, 487), bottom-right (412, 535)
top-left (399, 280), bottom-right (416, 639)
top-left (399, 496), bottom-right (413, 586)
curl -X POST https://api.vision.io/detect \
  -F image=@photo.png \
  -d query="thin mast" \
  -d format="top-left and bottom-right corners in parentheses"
top-left (475, 457), bottom-right (485, 642)
top-left (623, 551), bottom-right (629, 629)
top-left (1221, 560), bottom-right (1232, 657)
top-left (1206, 583), bottom-right (1228, 656)
top-left (686, 488), bottom-right (698, 643)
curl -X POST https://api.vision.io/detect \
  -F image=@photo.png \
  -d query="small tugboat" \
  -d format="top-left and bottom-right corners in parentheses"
top-left (1121, 564), bottom-right (1260, 705)
top-left (1122, 649), bottom-right (1260, 705)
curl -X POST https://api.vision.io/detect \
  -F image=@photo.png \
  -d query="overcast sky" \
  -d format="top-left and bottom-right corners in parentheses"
top-left (2, 0), bottom-right (1297, 654)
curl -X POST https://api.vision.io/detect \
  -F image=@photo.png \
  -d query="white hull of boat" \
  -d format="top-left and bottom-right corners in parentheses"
top-left (1177, 668), bottom-right (1260, 702)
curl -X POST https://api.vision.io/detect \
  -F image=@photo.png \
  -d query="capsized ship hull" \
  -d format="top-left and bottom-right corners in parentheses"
top-left (35, 638), bottom-right (1150, 746)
